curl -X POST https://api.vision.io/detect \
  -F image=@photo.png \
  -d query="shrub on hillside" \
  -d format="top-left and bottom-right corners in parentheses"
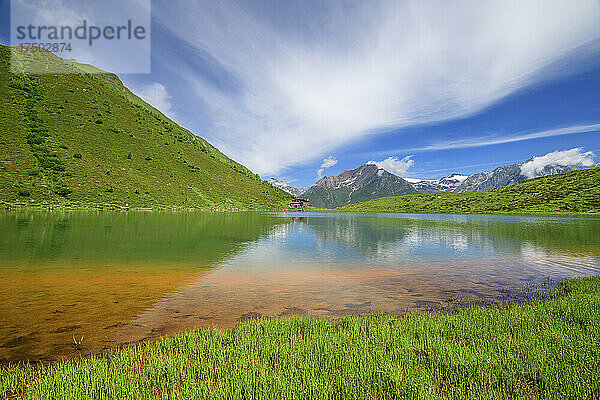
top-left (52, 183), bottom-right (72, 197)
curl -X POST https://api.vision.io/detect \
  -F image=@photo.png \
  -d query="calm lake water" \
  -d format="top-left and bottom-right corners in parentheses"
top-left (1, 211), bottom-right (599, 363)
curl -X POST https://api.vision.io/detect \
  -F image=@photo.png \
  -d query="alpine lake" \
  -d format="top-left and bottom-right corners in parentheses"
top-left (1, 211), bottom-right (599, 364)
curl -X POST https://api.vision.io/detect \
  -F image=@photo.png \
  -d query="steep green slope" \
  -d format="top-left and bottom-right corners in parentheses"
top-left (0, 45), bottom-right (293, 209)
top-left (335, 167), bottom-right (600, 215)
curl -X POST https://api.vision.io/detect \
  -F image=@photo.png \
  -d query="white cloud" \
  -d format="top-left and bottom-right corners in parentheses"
top-left (520, 148), bottom-right (596, 178)
top-left (135, 83), bottom-right (173, 117)
top-left (367, 156), bottom-right (414, 176)
top-left (153, 0), bottom-right (600, 175)
top-left (317, 156), bottom-right (338, 179)
top-left (320, 156), bottom-right (338, 169)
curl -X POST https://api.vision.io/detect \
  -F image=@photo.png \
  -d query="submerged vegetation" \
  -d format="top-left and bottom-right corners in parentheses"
top-left (1, 276), bottom-right (599, 399)
top-left (335, 167), bottom-right (600, 216)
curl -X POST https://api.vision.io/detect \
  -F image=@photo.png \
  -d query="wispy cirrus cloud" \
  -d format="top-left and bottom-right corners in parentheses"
top-left (153, 0), bottom-right (600, 175)
top-left (380, 123), bottom-right (600, 154)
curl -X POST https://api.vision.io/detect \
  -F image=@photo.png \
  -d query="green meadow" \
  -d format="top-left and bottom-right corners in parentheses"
top-left (333, 167), bottom-right (600, 216)
top-left (2, 276), bottom-right (599, 399)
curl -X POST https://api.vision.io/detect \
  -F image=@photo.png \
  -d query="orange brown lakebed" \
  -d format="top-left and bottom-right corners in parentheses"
top-left (110, 264), bottom-right (508, 345)
top-left (0, 264), bottom-right (211, 363)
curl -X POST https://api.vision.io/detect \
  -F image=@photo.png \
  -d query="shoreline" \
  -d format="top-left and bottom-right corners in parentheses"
top-left (1, 203), bottom-right (598, 218)
top-left (2, 276), bottom-right (599, 398)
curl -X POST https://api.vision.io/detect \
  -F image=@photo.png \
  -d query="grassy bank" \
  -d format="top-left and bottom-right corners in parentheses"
top-left (2, 276), bottom-right (599, 399)
top-left (333, 168), bottom-right (600, 216)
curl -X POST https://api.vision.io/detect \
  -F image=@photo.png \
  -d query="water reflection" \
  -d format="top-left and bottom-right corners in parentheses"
top-left (114, 213), bottom-right (600, 349)
top-left (293, 213), bottom-right (600, 261)
top-left (0, 211), bottom-right (287, 363)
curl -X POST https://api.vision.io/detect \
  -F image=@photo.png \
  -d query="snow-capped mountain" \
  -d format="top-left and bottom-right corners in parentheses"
top-left (453, 160), bottom-right (599, 193)
top-left (267, 178), bottom-right (308, 197)
top-left (453, 163), bottom-right (524, 193)
top-left (405, 150), bottom-right (598, 194)
top-left (302, 164), bottom-right (419, 208)
top-left (276, 149), bottom-right (598, 207)
top-left (405, 174), bottom-right (469, 194)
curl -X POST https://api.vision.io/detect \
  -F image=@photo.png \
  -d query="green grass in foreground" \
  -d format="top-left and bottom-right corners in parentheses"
top-left (2, 277), bottom-right (599, 399)
top-left (334, 168), bottom-right (600, 216)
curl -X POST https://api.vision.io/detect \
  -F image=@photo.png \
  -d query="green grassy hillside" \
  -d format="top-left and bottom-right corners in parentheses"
top-left (0, 45), bottom-right (293, 210)
top-left (335, 167), bottom-right (600, 215)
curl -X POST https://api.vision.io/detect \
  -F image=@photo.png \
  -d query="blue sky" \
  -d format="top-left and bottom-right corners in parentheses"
top-left (2, 0), bottom-right (600, 186)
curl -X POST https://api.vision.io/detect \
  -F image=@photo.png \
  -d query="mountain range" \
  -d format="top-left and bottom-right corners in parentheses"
top-left (451, 160), bottom-right (594, 193)
top-left (404, 174), bottom-right (469, 194)
top-left (301, 164), bottom-right (419, 208)
top-left (267, 178), bottom-right (308, 198)
top-left (338, 167), bottom-right (600, 215)
top-left (270, 155), bottom-right (599, 208)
